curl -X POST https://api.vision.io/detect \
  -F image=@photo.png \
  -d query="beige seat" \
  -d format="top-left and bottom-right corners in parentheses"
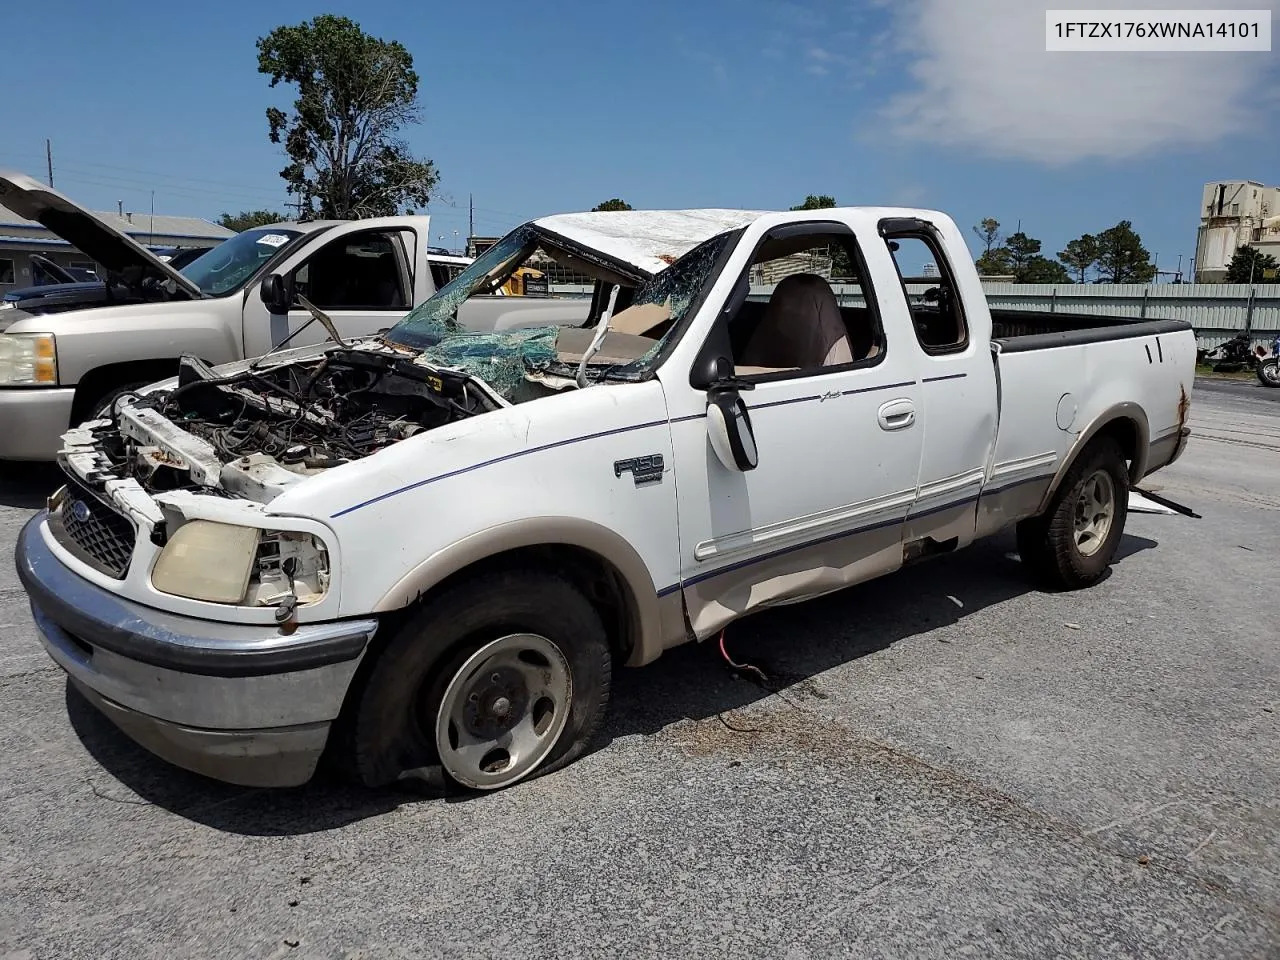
top-left (739, 273), bottom-right (853, 371)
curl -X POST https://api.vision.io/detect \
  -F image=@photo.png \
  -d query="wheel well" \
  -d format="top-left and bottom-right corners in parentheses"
top-left (380, 544), bottom-right (640, 665)
top-left (1093, 416), bottom-right (1142, 481)
top-left (70, 358), bottom-right (183, 422)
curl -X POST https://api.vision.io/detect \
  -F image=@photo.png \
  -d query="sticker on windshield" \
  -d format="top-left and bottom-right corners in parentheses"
top-left (256, 233), bottom-right (290, 248)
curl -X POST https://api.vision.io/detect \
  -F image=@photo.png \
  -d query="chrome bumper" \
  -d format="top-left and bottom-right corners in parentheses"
top-left (16, 512), bottom-right (378, 787)
top-left (0, 387), bottom-right (75, 461)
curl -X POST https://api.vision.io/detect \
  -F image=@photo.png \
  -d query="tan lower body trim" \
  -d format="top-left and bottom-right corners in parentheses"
top-left (974, 475), bottom-right (1055, 540)
top-left (682, 521), bottom-right (902, 640)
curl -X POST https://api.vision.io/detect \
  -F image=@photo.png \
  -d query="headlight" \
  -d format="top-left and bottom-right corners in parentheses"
top-left (0, 332), bottom-right (58, 385)
top-left (151, 520), bottom-right (331, 606)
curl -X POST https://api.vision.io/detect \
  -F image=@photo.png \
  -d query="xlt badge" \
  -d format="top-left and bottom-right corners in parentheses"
top-left (614, 454), bottom-right (664, 487)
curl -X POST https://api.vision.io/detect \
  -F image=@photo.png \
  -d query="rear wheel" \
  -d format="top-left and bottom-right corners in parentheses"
top-left (1258, 359), bottom-right (1280, 388)
top-left (1016, 437), bottom-right (1129, 590)
top-left (347, 569), bottom-right (613, 792)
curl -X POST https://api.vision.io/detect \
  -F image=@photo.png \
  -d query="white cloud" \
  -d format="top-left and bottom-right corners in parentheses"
top-left (881, 0), bottom-right (1280, 163)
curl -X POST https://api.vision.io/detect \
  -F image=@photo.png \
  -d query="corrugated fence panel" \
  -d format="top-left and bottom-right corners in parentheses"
top-left (546, 282), bottom-right (1280, 346)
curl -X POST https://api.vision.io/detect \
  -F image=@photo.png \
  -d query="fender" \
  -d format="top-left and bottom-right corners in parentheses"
top-left (371, 516), bottom-right (684, 667)
top-left (1036, 402), bottom-right (1150, 514)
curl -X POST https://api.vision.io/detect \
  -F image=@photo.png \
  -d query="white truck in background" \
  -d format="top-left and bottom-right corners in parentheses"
top-left (0, 171), bottom-right (594, 461)
top-left (16, 205), bottom-right (1196, 796)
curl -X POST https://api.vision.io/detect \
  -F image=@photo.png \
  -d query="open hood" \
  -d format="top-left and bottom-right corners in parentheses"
top-left (0, 170), bottom-right (204, 299)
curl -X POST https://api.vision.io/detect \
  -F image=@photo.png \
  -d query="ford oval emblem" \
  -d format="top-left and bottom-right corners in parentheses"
top-left (69, 500), bottom-right (92, 523)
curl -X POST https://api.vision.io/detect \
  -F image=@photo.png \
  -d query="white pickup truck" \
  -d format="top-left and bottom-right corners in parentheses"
top-left (16, 206), bottom-right (1195, 794)
top-left (0, 170), bottom-right (592, 461)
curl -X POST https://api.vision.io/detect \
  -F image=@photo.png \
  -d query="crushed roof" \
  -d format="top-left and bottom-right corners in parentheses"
top-left (533, 209), bottom-right (769, 275)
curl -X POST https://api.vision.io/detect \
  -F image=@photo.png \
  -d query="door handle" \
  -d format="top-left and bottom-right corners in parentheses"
top-left (877, 398), bottom-right (916, 431)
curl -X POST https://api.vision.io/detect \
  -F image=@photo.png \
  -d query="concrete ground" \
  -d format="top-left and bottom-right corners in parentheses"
top-left (0, 380), bottom-right (1276, 960)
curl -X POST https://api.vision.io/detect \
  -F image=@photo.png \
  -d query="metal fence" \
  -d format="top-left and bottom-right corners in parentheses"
top-left (548, 281), bottom-right (1280, 348)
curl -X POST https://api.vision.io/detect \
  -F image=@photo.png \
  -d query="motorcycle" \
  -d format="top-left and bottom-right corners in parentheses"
top-left (1198, 332), bottom-right (1261, 373)
top-left (1256, 335), bottom-right (1280, 388)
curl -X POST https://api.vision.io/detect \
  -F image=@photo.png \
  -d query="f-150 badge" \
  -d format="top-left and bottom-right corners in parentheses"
top-left (614, 454), bottom-right (664, 486)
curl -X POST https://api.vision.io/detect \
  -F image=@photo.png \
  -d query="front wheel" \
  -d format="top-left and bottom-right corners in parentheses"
top-left (1016, 437), bottom-right (1129, 590)
top-left (346, 569), bottom-right (613, 792)
top-left (1258, 359), bottom-right (1280, 388)
top-left (78, 381), bottom-right (151, 425)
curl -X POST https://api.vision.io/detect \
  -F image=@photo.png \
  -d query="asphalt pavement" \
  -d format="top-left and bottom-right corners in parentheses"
top-left (0, 382), bottom-right (1277, 959)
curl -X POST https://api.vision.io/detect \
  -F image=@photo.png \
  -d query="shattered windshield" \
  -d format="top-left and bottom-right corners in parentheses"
top-left (180, 227), bottom-right (304, 296)
top-left (630, 233), bottom-right (731, 327)
top-left (598, 230), bottom-right (736, 375)
top-left (386, 227), bottom-right (538, 349)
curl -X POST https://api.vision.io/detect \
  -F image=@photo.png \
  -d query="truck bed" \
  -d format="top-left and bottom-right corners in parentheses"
top-left (991, 309), bottom-right (1191, 351)
top-left (981, 309), bottom-right (1196, 525)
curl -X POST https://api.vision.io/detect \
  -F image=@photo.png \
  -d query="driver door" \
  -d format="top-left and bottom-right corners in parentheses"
top-left (659, 221), bottom-right (924, 638)
top-left (242, 227), bottom-right (419, 358)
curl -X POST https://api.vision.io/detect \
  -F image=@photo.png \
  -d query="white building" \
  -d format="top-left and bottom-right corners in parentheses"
top-left (1194, 180), bottom-right (1280, 282)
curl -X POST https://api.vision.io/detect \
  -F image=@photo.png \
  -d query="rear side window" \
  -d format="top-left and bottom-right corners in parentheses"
top-left (884, 234), bottom-right (968, 354)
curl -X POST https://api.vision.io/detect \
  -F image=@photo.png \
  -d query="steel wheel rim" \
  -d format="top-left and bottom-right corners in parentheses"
top-left (434, 633), bottom-right (572, 790)
top-left (1073, 469), bottom-right (1115, 558)
top-left (1263, 362), bottom-right (1280, 385)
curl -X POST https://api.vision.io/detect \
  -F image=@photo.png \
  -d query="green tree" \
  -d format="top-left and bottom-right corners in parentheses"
top-left (1019, 257), bottom-right (1071, 284)
top-left (972, 218), bottom-right (1001, 256)
top-left (591, 198), bottom-right (633, 211)
top-left (1094, 220), bottom-right (1156, 283)
top-left (1224, 244), bottom-right (1280, 283)
top-left (217, 210), bottom-right (286, 232)
top-left (790, 194), bottom-right (838, 211)
top-left (1058, 234), bottom-right (1099, 283)
top-left (975, 248), bottom-right (1013, 276)
top-left (1003, 231), bottom-right (1041, 277)
top-left (788, 195), bottom-right (852, 277)
top-left (257, 14), bottom-right (439, 220)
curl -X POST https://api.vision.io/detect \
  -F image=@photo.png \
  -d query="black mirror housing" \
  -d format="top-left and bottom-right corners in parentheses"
top-left (259, 273), bottom-right (292, 312)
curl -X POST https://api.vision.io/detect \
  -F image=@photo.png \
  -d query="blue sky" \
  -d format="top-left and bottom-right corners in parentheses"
top-left (1, 0), bottom-right (1277, 276)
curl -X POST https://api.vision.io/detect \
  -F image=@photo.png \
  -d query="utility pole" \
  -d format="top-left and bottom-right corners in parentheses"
top-left (149, 190), bottom-right (156, 246)
top-left (45, 139), bottom-right (53, 187)
top-left (468, 193), bottom-right (474, 254)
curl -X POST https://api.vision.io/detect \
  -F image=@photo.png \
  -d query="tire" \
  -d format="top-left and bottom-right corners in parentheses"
top-left (1258, 359), bottom-right (1280, 388)
top-left (346, 569), bottom-right (613, 792)
top-left (1015, 437), bottom-right (1129, 590)
top-left (78, 381), bottom-right (151, 425)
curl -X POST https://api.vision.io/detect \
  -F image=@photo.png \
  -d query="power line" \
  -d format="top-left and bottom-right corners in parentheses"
top-left (0, 149), bottom-right (287, 197)
top-left (49, 172), bottom-right (288, 211)
top-left (52, 167), bottom-right (284, 202)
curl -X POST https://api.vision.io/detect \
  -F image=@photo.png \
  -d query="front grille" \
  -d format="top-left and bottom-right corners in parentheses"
top-left (50, 474), bottom-right (137, 579)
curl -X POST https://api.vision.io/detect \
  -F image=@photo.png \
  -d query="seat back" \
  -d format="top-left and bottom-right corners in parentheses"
top-left (739, 272), bottom-right (853, 370)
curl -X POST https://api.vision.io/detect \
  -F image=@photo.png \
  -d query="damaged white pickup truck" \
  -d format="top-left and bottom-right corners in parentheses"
top-left (16, 207), bottom-right (1196, 792)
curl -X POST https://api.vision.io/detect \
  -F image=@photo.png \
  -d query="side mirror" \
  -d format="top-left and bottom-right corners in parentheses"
top-left (705, 357), bottom-right (758, 472)
top-left (259, 273), bottom-right (293, 312)
top-left (707, 391), bottom-right (758, 472)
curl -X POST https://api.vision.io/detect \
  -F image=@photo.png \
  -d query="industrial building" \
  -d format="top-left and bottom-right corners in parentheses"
top-left (1194, 180), bottom-right (1280, 282)
top-left (0, 204), bottom-right (233, 290)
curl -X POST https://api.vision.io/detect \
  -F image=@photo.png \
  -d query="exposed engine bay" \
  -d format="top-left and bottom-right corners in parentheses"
top-left (83, 349), bottom-right (506, 501)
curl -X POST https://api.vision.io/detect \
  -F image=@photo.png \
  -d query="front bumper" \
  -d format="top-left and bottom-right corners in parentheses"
top-left (0, 387), bottom-right (75, 461)
top-left (16, 512), bottom-right (378, 787)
